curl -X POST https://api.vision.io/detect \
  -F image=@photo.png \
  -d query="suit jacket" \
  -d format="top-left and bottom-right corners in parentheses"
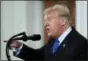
top-left (14, 27), bottom-right (88, 61)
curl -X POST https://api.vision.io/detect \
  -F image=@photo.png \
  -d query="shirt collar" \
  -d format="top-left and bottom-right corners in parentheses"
top-left (58, 27), bottom-right (72, 45)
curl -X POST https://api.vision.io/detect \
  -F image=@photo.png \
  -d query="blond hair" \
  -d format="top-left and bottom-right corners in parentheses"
top-left (44, 4), bottom-right (70, 22)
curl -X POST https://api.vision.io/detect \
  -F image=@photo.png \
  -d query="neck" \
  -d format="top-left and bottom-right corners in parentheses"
top-left (48, 24), bottom-right (70, 41)
top-left (56, 24), bottom-right (70, 39)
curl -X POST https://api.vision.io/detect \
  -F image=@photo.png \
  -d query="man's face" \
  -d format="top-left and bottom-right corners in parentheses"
top-left (44, 11), bottom-right (63, 39)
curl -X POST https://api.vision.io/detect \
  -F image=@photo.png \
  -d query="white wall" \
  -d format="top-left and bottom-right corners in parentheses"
top-left (1, 1), bottom-right (44, 60)
top-left (1, 1), bottom-right (28, 60)
top-left (75, 1), bottom-right (87, 39)
top-left (1, 1), bottom-right (15, 60)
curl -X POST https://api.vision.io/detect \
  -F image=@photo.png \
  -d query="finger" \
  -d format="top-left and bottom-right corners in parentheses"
top-left (10, 43), bottom-right (17, 48)
top-left (3, 40), bottom-right (16, 43)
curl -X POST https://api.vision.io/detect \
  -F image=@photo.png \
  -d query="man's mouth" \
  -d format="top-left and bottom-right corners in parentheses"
top-left (46, 28), bottom-right (50, 33)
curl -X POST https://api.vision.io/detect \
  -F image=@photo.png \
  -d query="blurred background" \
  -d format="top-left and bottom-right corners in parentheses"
top-left (1, 0), bottom-right (87, 60)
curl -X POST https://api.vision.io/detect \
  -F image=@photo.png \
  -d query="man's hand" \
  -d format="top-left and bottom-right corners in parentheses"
top-left (4, 40), bottom-right (22, 49)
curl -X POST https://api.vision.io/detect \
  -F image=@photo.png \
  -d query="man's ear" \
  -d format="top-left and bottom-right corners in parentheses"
top-left (61, 18), bottom-right (67, 26)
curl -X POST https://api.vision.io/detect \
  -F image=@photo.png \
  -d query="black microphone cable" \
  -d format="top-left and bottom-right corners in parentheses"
top-left (6, 32), bottom-right (26, 61)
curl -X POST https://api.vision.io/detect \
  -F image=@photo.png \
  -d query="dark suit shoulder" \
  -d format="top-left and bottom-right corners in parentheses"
top-left (64, 27), bottom-right (88, 60)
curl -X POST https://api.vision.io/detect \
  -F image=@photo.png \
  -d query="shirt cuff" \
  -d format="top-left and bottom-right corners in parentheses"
top-left (12, 44), bottom-right (23, 56)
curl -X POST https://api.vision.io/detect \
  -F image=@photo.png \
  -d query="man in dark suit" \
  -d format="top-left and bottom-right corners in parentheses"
top-left (9, 4), bottom-right (88, 60)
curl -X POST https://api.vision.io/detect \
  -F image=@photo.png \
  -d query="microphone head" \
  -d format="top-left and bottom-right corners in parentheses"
top-left (30, 34), bottom-right (41, 41)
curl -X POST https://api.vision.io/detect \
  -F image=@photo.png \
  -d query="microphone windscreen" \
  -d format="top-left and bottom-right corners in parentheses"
top-left (29, 34), bottom-right (41, 41)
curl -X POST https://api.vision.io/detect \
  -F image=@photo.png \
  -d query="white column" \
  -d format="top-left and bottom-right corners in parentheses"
top-left (13, 1), bottom-right (27, 34)
top-left (75, 1), bottom-right (87, 39)
top-left (26, 1), bottom-right (44, 49)
top-left (34, 1), bottom-right (44, 49)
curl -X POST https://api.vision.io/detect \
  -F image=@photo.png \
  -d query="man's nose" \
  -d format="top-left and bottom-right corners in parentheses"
top-left (44, 21), bottom-right (48, 27)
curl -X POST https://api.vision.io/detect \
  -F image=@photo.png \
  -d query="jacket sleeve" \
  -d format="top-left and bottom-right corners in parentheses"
top-left (13, 44), bottom-right (44, 60)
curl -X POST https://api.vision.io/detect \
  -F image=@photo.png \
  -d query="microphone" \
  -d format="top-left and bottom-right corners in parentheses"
top-left (11, 34), bottom-right (41, 41)
top-left (6, 33), bottom-right (41, 61)
top-left (26, 34), bottom-right (41, 41)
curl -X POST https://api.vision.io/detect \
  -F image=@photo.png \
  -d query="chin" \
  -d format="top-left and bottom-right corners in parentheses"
top-left (47, 33), bottom-right (55, 40)
top-left (47, 33), bottom-right (51, 37)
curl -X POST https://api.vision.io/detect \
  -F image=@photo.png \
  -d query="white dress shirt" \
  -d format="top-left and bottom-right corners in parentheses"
top-left (58, 27), bottom-right (72, 45)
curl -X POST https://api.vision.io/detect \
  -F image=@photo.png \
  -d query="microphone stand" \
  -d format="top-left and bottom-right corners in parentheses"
top-left (6, 32), bottom-right (27, 61)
